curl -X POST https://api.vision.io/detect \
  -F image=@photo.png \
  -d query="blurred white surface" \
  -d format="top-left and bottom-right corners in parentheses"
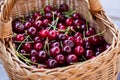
top-left (0, 0), bottom-right (120, 80)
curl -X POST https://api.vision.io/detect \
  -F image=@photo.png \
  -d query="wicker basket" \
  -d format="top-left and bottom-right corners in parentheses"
top-left (0, 0), bottom-right (120, 80)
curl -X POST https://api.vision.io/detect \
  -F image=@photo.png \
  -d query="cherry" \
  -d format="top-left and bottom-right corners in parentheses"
top-left (59, 3), bottom-right (69, 12)
top-left (19, 49), bottom-right (26, 54)
top-left (50, 46), bottom-right (60, 57)
top-left (46, 58), bottom-right (58, 68)
top-left (37, 50), bottom-right (47, 61)
top-left (34, 43), bottom-right (43, 50)
top-left (33, 20), bottom-right (43, 30)
top-left (55, 54), bottom-right (65, 65)
top-left (74, 19), bottom-right (83, 26)
top-left (15, 34), bottom-right (24, 41)
top-left (27, 27), bottom-right (37, 36)
top-left (74, 32), bottom-right (82, 38)
top-left (33, 36), bottom-right (42, 43)
top-left (43, 19), bottom-right (51, 27)
top-left (44, 6), bottom-right (52, 12)
top-left (32, 12), bottom-right (42, 20)
top-left (13, 22), bottom-right (25, 33)
top-left (30, 56), bottom-right (38, 63)
top-left (39, 30), bottom-right (49, 38)
top-left (85, 41), bottom-right (93, 49)
top-left (24, 21), bottom-right (32, 29)
top-left (85, 27), bottom-right (96, 37)
top-left (85, 50), bottom-right (95, 59)
top-left (58, 24), bottom-right (66, 30)
top-left (72, 13), bottom-right (81, 19)
top-left (92, 36), bottom-right (100, 45)
top-left (74, 46), bottom-right (84, 56)
top-left (66, 54), bottom-right (78, 64)
top-left (48, 30), bottom-right (57, 40)
top-left (80, 24), bottom-right (87, 31)
top-left (74, 36), bottom-right (84, 46)
top-left (22, 43), bottom-right (32, 51)
top-left (45, 12), bottom-right (52, 20)
top-left (62, 46), bottom-right (72, 54)
top-left (95, 47), bottom-right (103, 56)
top-left (63, 40), bottom-right (74, 47)
top-left (57, 33), bottom-right (66, 40)
top-left (28, 17), bottom-right (35, 24)
top-left (68, 36), bottom-right (75, 42)
top-left (30, 49), bottom-right (37, 56)
top-left (51, 42), bottom-right (60, 47)
top-left (65, 18), bottom-right (73, 26)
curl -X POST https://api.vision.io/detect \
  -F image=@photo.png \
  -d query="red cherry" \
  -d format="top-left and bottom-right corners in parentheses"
top-left (74, 46), bottom-right (84, 56)
top-left (62, 46), bottom-right (72, 54)
top-left (44, 6), bottom-right (52, 12)
top-left (63, 40), bottom-right (74, 47)
top-left (50, 47), bottom-right (60, 57)
top-left (65, 18), bottom-right (73, 26)
top-left (24, 21), bottom-right (32, 29)
top-left (39, 30), bottom-right (49, 38)
top-left (51, 42), bottom-right (60, 47)
top-left (58, 24), bottom-right (66, 30)
top-left (48, 30), bottom-right (57, 40)
top-left (34, 43), bottom-right (43, 50)
top-left (59, 3), bottom-right (69, 12)
top-left (27, 27), bottom-right (37, 36)
top-left (32, 12), bottom-right (42, 20)
top-left (15, 34), bottom-right (24, 41)
top-left (33, 36), bottom-right (42, 43)
top-left (66, 54), bottom-right (78, 64)
top-left (45, 12), bottom-right (52, 20)
top-left (74, 19), bottom-right (83, 26)
top-left (85, 50), bottom-right (95, 59)
top-left (74, 36), bottom-right (84, 46)
top-left (37, 50), bottom-right (47, 61)
top-left (55, 54), bottom-right (65, 65)
top-left (33, 20), bottom-right (43, 30)
top-left (30, 56), bottom-right (38, 63)
top-left (74, 32), bottom-right (82, 38)
top-left (46, 58), bottom-right (58, 68)
top-left (23, 43), bottom-right (32, 51)
top-left (30, 49), bottom-right (37, 56)
top-left (43, 19), bottom-right (51, 27)
top-left (72, 13), bottom-right (81, 19)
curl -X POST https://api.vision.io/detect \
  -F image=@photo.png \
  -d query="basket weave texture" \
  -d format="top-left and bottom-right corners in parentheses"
top-left (0, 0), bottom-right (120, 80)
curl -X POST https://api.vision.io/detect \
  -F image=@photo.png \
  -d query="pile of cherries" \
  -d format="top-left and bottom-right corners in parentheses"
top-left (12, 4), bottom-right (110, 68)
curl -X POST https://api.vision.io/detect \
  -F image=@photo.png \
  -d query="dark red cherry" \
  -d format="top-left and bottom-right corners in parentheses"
top-left (43, 19), bottom-right (51, 27)
top-left (59, 3), bottom-right (69, 12)
top-left (74, 19), bottom-right (83, 26)
top-left (13, 22), bottom-right (25, 33)
top-left (33, 20), bottom-right (43, 30)
top-left (50, 47), bottom-right (60, 57)
top-left (85, 50), bottom-right (95, 59)
top-left (66, 54), bottom-right (78, 64)
top-left (57, 33), bottom-right (66, 40)
top-left (15, 34), bottom-right (24, 41)
top-left (74, 32), bottom-right (82, 38)
top-left (72, 13), bottom-right (81, 19)
top-left (44, 6), bottom-right (52, 12)
top-left (95, 47), bottom-right (104, 56)
top-left (65, 18), bottom-right (73, 26)
top-left (51, 42), bottom-right (60, 47)
top-left (58, 24), bottom-right (66, 30)
top-left (48, 30), bottom-right (57, 40)
top-left (33, 36), bottom-right (42, 43)
top-left (74, 36), bottom-right (84, 46)
top-left (92, 36), bottom-right (100, 45)
top-left (34, 43), bottom-right (43, 50)
top-left (55, 54), bottom-right (65, 65)
top-left (85, 41), bottom-right (93, 49)
top-left (30, 56), bottom-right (38, 63)
top-left (22, 43), bottom-right (32, 51)
top-left (74, 46), bottom-right (84, 56)
top-left (32, 12), bottom-right (42, 20)
top-left (80, 24), bottom-right (87, 31)
top-left (68, 36), bottom-right (75, 42)
top-left (46, 58), bottom-right (58, 68)
top-left (24, 21), bottom-right (32, 29)
top-left (45, 12), bottom-right (52, 20)
top-left (39, 30), bottom-right (49, 38)
top-left (62, 46), bottom-right (72, 54)
top-left (27, 27), bottom-right (37, 36)
top-left (37, 50), bottom-right (47, 61)
top-left (19, 49), bottom-right (26, 54)
top-left (63, 40), bottom-right (74, 47)
top-left (30, 49), bottom-right (37, 56)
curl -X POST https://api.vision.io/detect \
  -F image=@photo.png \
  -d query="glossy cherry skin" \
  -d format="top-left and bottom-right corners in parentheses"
top-left (27, 27), bottom-right (37, 36)
top-left (51, 42), bottom-right (60, 47)
top-left (46, 58), bottom-right (58, 68)
top-left (45, 12), bottom-right (53, 20)
top-left (33, 20), bottom-right (43, 30)
top-left (85, 50), bottom-right (95, 59)
top-left (72, 13), bottom-right (81, 19)
top-left (19, 49), bottom-right (26, 54)
top-left (30, 49), bottom-right (37, 56)
top-left (59, 3), bottom-right (69, 12)
top-left (55, 54), bottom-right (65, 65)
top-left (39, 30), bottom-right (49, 38)
top-left (65, 18), bottom-right (73, 26)
top-left (74, 32), bottom-right (82, 38)
top-left (50, 46), bottom-right (60, 57)
top-left (32, 12), bottom-right (42, 20)
top-left (30, 56), bottom-right (38, 63)
top-left (63, 40), bottom-right (74, 47)
top-left (74, 46), bottom-right (84, 56)
top-left (24, 21), bottom-right (32, 29)
top-left (37, 50), bottom-right (47, 61)
top-left (22, 43), bottom-right (32, 51)
top-left (62, 46), bottom-right (72, 54)
top-left (48, 30), bottom-right (57, 40)
top-left (34, 43), bottom-right (43, 51)
top-left (74, 19), bottom-right (83, 26)
top-left (43, 19), bottom-right (51, 27)
top-left (74, 36), bottom-right (84, 46)
top-left (13, 22), bottom-right (25, 33)
top-left (57, 33), bottom-right (66, 40)
top-left (33, 36), bottom-right (42, 43)
top-left (66, 54), bottom-right (78, 64)
top-left (58, 24), bottom-right (66, 30)
top-left (44, 6), bottom-right (52, 12)
top-left (15, 34), bottom-right (24, 42)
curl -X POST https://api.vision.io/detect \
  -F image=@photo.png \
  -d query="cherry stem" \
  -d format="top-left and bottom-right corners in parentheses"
top-left (85, 14), bottom-right (89, 31)
top-left (52, 11), bottom-right (55, 21)
top-left (65, 27), bottom-right (70, 34)
top-left (16, 35), bottom-right (29, 52)
top-left (14, 41), bottom-right (34, 43)
top-left (83, 31), bottom-right (86, 39)
top-left (81, 55), bottom-right (86, 61)
top-left (25, 31), bottom-right (33, 41)
top-left (64, 10), bottom-right (76, 18)
top-left (60, 41), bottom-right (63, 48)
